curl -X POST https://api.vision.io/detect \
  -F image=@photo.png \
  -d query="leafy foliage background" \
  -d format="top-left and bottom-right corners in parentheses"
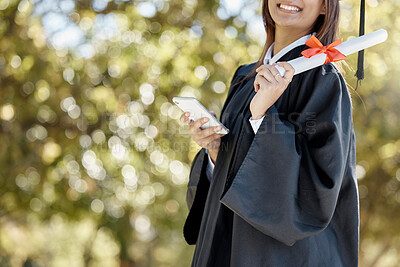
top-left (0, 0), bottom-right (399, 266)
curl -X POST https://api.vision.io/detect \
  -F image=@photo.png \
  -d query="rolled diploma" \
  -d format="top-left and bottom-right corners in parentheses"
top-left (275, 29), bottom-right (388, 76)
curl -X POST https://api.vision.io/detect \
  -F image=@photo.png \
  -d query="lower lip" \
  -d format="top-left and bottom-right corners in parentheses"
top-left (277, 4), bottom-right (301, 14)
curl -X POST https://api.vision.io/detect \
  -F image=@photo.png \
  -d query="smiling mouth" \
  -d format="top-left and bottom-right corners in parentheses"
top-left (278, 3), bottom-right (302, 13)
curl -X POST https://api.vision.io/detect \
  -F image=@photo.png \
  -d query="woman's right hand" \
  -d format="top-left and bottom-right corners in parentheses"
top-left (250, 62), bottom-right (295, 119)
top-left (180, 112), bottom-right (226, 163)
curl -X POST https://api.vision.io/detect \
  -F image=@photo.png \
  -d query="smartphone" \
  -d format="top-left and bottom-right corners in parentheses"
top-left (172, 97), bottom-right (229, 135)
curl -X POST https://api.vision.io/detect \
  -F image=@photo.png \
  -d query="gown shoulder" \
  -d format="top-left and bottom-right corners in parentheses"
top-left (236, 62), bottom-right (257, 77)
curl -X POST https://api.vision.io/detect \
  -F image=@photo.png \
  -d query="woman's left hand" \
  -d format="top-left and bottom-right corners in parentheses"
top-left (250, 62), bottom-right (295, 119)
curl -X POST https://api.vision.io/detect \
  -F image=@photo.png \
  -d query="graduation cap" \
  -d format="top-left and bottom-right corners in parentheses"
top-left (355, 0), bottom-right (365, 89)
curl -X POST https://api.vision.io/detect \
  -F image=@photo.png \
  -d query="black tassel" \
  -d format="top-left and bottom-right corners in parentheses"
top-left (355, 0), bottom-right (365, 90)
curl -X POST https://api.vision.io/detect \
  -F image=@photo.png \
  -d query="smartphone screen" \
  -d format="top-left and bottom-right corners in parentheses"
top-left (173, 97), bottom-right (229, 134)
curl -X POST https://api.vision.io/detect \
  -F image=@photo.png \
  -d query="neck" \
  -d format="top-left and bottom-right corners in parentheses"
top-left (273, 27), bottom-right (311, 56)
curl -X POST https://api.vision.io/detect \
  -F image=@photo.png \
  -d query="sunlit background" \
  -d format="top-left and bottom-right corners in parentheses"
top-left (0, 0), bottom-right (399, 266)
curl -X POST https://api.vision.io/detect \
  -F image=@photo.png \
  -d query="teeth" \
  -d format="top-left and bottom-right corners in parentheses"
top-left (280, 4), bottom-right (300, 11)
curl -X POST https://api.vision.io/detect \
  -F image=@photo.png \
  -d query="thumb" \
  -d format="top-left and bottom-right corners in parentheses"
top-left (210, 110), bottom-right (217, 118)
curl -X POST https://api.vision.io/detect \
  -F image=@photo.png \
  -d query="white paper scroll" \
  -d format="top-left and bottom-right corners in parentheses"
top-left (275, 29), bottom-right (388, 76)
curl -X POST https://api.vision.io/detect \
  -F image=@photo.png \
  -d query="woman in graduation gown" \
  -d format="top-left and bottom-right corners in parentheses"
top-left (180, 0), bottom-right (359, 266)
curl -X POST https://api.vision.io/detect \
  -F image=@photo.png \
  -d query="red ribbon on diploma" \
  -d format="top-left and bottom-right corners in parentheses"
top-left (301, 36), bottom-right (347, 64)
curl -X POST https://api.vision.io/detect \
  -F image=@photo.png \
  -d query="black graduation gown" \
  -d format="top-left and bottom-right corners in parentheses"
top-left (183, 45), bottom-right (359, 267)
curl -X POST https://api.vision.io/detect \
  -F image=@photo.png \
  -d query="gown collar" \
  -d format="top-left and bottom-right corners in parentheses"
top-left (263, 34), bottom-right (313, 65)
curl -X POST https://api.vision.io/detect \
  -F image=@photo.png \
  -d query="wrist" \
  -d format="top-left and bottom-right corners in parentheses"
top-left (208, 149), bottom-right (218, 163)
top-left (250, 90), bottom-right (275, 119)
top-left (251, 112), bottom-right (266, 120)
top-left (250, 107), bottom-right (267, 119)
top-left (250, 102), bottom-right (269, 121)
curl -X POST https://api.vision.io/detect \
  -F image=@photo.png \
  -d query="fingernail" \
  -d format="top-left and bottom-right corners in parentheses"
top-left (203, 118), bottom-right (209, 122)
top-left (185, 112), bottom-right (190, 116)
top-left (216, 126), bottom-right (222, 131)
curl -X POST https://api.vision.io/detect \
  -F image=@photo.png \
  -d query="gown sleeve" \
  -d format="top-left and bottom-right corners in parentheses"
top-left (220, 64), bottom-right (354, 246)
top-left (183, 65), bottom-right (246, 245)
top-left (183, 148), bottom-right (210, 245)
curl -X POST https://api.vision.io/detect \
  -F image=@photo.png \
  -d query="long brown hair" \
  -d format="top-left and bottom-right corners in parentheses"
top-left (243, 0), bottom-right (341, 81)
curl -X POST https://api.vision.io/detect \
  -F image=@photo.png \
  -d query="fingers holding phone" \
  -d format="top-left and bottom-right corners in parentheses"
top-left (180, 112), bottom-right (226, 163)
top-left (173, 97), bottom-right (229, 135)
